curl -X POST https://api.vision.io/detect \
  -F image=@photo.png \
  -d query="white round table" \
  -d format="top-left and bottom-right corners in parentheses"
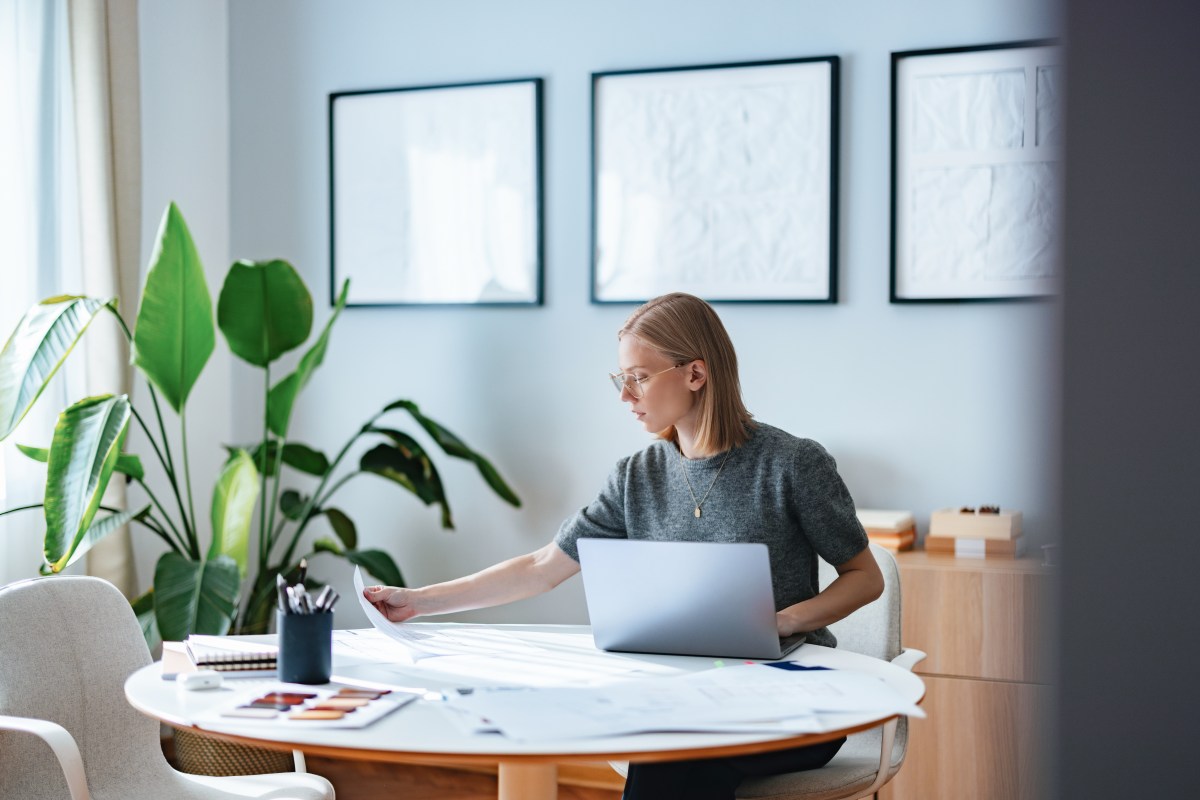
top-left (125, 624), bottom-right (924, 800)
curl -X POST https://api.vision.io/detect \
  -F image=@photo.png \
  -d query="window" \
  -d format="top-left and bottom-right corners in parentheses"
top-left (0, 0), bottom-right (85, 585)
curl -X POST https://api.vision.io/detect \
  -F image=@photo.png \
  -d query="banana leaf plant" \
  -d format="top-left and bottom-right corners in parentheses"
top-left (0, 202), bottom-right (520, 646)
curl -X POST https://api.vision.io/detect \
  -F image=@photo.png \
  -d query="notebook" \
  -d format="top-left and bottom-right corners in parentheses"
top-left (185, 635), bottom-right (278, 673)
top-left (577, 539), bottom-right (806, 660)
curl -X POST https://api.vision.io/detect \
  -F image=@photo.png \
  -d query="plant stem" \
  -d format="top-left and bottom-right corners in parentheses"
top-left (279, 412), bottom-right (383, 567)
top-left (266, 370), bottom-right (286, 566)
top-left (128, 406), bottom-right (174, 483)
top-left (258, 364), bottom-right (271, 570)
top-left (315, 472), bottom-right (358, 509)
top-left (180, 408), bottom-right (200, 558)
top-left (149, 385), bottom-right (194, 548)
top-left (132, 478), bottom-right (189, 553)
top-left (97, 504), bottom-right (181, 554)
top-left (0, 503), bottom-right (46, 518)
top-left (107, 306), bottom-right (197, 552)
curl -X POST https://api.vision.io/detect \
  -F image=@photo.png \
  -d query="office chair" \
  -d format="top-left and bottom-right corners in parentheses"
top-left (610, 543), bottom-right (925, 800)
top-left (0, 576), bottom-right (334, 800)
top-left (734, 543), bottom-right (924, 800)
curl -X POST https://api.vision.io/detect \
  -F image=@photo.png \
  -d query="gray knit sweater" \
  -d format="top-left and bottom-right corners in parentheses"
top-left (555, 422), bottom-right (868, 648)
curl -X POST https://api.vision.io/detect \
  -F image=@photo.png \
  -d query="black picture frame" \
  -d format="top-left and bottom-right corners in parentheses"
top-left (329, 78), bottom-right (544, 308)
top-left (890, 40), bottom-right (1063, 303)
top-left (591, 56), bottom-right (840, 304)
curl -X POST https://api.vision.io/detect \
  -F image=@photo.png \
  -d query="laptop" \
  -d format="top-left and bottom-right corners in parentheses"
top-left (577, 539), bottom-right (806, 660)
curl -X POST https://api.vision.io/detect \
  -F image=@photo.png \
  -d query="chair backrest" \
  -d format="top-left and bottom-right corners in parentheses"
top-left (818, 543), bottom-right (902, 662)
top-left (0, 576), bottom-right (168, 799)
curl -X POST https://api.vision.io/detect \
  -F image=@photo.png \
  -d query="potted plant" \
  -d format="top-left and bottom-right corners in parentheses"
top-left (0, 202), bottom-right (520, 647)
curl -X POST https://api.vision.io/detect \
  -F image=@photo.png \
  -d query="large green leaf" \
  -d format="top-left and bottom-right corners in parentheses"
top-left (0, 296), bottom-right (109, 440)
top-left (267, 280), bottom-right (348, 436)
top-left (43, 395), bottom-right (132, 573)
top-left (312, 538), bottom-right (404, 587)
top-left (217, 259), bottom-right (312, 368)
top-left (208, 449), bottom-right (260, 577)
top-left (227, 441), bottom-right (330, 477)
top-left (133, 203), bottom-right (215, 414)
top-left (279, 489), bottom-right (310, 521)
top-left (322, 507), bottom-right (357, 550)
top-left (360, 438), bottom-right (453, 528)
top-left (44, 504), bottom-right (151, 574)
top-left (17, 443), bottom-right (144, 481)
top-left (153, 552), bottom-right (240, 640)
top-left (383, 399), bottom-right (521, 507)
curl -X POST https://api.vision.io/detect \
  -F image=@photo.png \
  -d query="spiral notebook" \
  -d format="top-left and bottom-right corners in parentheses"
top-left (185, 635), bottom-right (278, 673)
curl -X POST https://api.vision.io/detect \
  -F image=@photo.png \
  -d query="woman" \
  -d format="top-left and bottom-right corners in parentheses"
top-left (364, 292), bottom-right (883, 800)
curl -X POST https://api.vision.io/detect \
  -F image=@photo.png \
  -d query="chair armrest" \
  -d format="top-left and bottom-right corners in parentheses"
top-left (890, 647), bottom-right (927, 672)
top-left (0, 715), bottom-right (91, 800)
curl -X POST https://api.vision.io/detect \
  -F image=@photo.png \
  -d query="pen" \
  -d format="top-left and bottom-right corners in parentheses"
top-left (285, 585), bottom-right (301, 614)
top-left (276, 573), bottom-right (289, 612)
top-left (295, 584), bottom-right (312, 614)
top-left (297, 557), bottom-right (307, 585)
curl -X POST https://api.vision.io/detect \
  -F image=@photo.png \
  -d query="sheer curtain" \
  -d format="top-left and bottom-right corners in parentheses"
top-left (68, 0), bottom-right (141, 595)
top-left (0, 0), bottom-right (84, 587)
top-left (0, 0), bottom-right (140, 592)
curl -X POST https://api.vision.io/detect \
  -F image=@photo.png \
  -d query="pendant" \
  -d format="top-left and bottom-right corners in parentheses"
top-left (694, 507), bottom-right (702, 518)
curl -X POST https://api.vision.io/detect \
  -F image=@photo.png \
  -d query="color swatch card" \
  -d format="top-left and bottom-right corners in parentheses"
top-left (192, 684), bottom-right (419, 730)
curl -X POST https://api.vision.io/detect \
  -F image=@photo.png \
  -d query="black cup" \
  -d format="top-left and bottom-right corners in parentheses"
top-left (276, 610), bottom-right (333, 684)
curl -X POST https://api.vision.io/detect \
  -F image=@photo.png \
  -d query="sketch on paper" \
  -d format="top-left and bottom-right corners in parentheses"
top-left (892, 42), bottom-right (1062, 301)
top-left (330, 79), bottom-right (542, 306)
top-left (592, 58), bottom-right (838, 303)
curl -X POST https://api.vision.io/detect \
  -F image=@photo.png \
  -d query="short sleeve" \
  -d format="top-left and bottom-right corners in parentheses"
top-left (794, 442), bottom-right (869, 566)
top-left (554, 459), bottom-right (630, 561)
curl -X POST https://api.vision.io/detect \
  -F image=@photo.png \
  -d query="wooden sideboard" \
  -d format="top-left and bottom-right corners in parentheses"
top-left (880, 551), bottom-right (1054, 800)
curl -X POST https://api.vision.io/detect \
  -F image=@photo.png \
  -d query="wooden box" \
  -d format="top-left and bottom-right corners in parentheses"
top-left (929, 508), bottom-right (1021, 540)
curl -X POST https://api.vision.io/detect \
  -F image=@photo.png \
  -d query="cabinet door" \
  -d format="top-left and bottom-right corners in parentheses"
top-left (900, 559), bottom-right (1053, 684)
top-left (880, 675), bottom-right (1051, 800)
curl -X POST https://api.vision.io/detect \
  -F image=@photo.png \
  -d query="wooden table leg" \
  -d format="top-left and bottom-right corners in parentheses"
top-left (498, 762), bottom-right (558, 800)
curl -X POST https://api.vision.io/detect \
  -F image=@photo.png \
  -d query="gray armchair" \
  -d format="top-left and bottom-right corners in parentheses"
top-left (0, 575), bottom-right (334, 800)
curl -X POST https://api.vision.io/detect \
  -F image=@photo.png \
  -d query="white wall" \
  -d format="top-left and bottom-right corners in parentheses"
top-left (216, 0), bottom-right (1062, 627)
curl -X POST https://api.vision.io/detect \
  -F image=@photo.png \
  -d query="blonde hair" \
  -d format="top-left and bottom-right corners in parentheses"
top-left (619, 293), bottom-right (754, 455)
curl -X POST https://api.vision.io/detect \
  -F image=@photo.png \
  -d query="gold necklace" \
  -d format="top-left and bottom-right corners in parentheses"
top-left (675, 445), bottom-right (733, 518)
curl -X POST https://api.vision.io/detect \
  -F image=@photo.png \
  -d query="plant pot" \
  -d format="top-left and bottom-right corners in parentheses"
top-left (171, 726), bottom-right (294, 776)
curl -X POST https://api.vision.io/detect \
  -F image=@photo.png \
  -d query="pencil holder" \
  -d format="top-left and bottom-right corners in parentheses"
top-left (276, 610), bottom-right (333, 684)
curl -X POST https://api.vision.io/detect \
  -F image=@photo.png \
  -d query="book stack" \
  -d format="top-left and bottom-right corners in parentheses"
top-left (184, 634), bottom-right (278, 674)
top-left (927, 507), bottom-right (1025, 559)
top-left (855, 509), bottom-right (916, 552)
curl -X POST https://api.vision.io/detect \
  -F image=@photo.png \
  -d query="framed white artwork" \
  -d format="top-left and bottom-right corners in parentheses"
top-left (890, 41), bottom-right (1063, 302)
top-left (591, 57), bottom-right (839, 303)
top-left (330, 78), bottom-right (543, 307)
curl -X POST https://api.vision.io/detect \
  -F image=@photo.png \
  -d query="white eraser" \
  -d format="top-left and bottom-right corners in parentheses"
top-left (178, 670), bottom-right (223, 691)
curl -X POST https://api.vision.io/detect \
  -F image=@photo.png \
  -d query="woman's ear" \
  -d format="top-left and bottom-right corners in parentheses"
top-left (685, 359), bottom-right (708, 392)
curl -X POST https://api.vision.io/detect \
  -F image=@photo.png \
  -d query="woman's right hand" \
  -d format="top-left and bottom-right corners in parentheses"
top-left (363, 585), bottom-right (419, 622)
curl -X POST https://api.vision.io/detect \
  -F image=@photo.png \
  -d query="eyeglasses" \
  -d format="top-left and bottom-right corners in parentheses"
top-left (608, 365), bottom-right (681, 398)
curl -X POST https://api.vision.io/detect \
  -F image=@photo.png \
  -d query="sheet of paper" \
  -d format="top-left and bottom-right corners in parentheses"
top-left (447, 682), bottom-right (821, 741)
top-left (353, 568), bottom-right (507, 661)
top-left (680, 664), bottom-right (926, 717)
top-left (187, 634), bottom-right (278, 654)
top-left (351, 568), bottom-right (678, 686)
top-left (447, 663), bottom-right (921, 741)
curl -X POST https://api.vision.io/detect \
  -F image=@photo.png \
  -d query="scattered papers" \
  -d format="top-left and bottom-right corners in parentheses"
top-left (445, 663), bottom-right (922, 742)
top-left (348, 567), bottom-right (924, 743)
top-left (350, 567), bottom-right (679, 686)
